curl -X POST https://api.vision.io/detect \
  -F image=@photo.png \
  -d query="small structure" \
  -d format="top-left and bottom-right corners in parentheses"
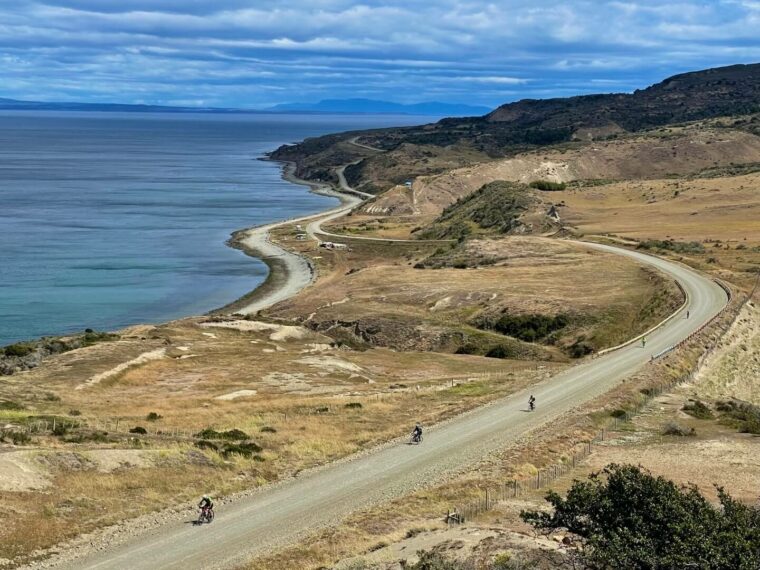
top-left (319, 241), bottom-right (351, 251)
top-left (295, 233), bottom-right (308, 240)
top-left (403, 180), bottom-right (413, 188)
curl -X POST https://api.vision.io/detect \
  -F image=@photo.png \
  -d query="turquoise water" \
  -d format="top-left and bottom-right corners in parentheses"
top-left (0, 111), bottom-right (427, 346)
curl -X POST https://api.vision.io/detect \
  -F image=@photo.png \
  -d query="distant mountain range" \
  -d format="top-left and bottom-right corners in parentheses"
top-left (267, 99), bottom-right (492, 116)
top-left (0, 97), bottom-right (490, 116)
top-left (0, 98), bottom-right (232, 113)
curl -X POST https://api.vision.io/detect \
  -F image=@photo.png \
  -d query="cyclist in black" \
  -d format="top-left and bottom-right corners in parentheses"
top-left (412, 423), bottom-right (423, 443)
top-left (528, 395), bottom-right (536, 411)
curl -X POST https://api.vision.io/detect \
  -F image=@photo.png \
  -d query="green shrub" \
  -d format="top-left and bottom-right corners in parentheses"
top-left (195, 440), bottom-right (218, 451)
top-left (65, 431), bottom-right (110, 444)
top-left (521, 464), bottom-right (760, 569)
top-left (610, 409), bottom-right (628, 419)
top-left (146, 412), bottom-right (162, 421)
top-left (344, 402), bottom-right (363, 409)
top-left (716, 401), bottom-right (760, 434)
top-left (221, 441), bottom-right (262, 458)
top-left (194, 427), bottom-right (249, 440)
top-left (479, 313), bottom-right (569, 342)
top-left (129, 426), bottom-right (147, 434)
top-left (529, 180), bottom-right (567, 191)
top-left (0, 400), bottom-right (25, 411)
top-left (454, 343), bottom-right (481, 355)
top-left (260, 426), bottom-right (277, 433)
top-left (682, 400), bottom-right (714, 420)
top-left (637, 239), bottom-right (705, 254)
top-left (2, 342), bottom-right (35, 357)
top-left (68, 409), bottom-right (82, 416)
top-left (485, 345), bottom-right (515, 359)
top-left (52, 424), bottom-right (69, 437)
top-left (568, 340), bottom-right (594, 358)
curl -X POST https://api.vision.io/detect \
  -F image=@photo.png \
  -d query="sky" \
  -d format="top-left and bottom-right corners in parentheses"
top-left (0, 0), bottom-right (758, 109)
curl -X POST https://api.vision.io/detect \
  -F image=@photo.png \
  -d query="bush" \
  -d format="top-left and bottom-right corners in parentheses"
top-left (717, 401), bottom-right (760, 434)
top-left (529, 180), bottom-right (567, 191)
top-left (480, 313), bottom-right (569, 342)
top-left (194, 428), bottom-right (249, 440)
top-left (146, 412), bottom-right (162, 421)
top-left (68, 409), bottom-right (82, 416)
top-left (65, 431), bottom-right (109, 444)
top-left (221, 441), bottom-right (262, 458)
top-left (129, 426), bottom-right (147, 434)
top-left (0, 400), bottom-right (25, 411)
top-left (636, 239), bottom-right (705, 254)
top-left (52, 424), bottom-right (69, 437)
top-left (408, 551), bottom-right (463, 570)
top-left (2, 342), bottom-right (35, 358)
top-left (454, 343), bottom-right (481, 355)
top-left (485, 345), bottom-right (515, 359)
top-left (521, 464), bottom-right (760, 569)
top-left (568, 340), bottom-right (594, 358)
top-left (195, 440), bottom-right (218, 451)
top-left (260, 426), bottom-right (277, 433)
top-left (344, 402), bottom-right (363, 409)
top-left (662, 422), bottom-right (696, 436)
top-left (682, 400), bottom-right (714, 420)
top-left (610, 409), bottom-right (628, 419)
top-left (0, 431), bottom-right (32, 445)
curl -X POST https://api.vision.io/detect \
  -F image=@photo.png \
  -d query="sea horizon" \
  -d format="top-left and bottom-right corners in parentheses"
top-left (0, 111), bottom-right (430, 347)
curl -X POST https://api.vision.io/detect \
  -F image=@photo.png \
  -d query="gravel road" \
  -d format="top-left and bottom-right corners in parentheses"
top-left (50, 242), bottom-right (727, 570)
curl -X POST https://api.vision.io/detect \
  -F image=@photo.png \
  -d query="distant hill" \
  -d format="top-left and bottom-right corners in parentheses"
top-left (271, 62), bottom-right (760, 193)
top-left (268, 98), bottom-right (491, 116)
top-left (0, 97), bottom-right (233, 113)
top-left (485, 63), bottom-right (760, 132)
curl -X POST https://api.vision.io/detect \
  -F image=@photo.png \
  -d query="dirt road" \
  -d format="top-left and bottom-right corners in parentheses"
top-left (52, 243), bottom-right (727, 570)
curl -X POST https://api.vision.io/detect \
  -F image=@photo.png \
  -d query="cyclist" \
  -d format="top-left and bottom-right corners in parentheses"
top-left (198, 495), bottom-right (214, 519)
top-left (411, 423), bottom-right (423, 443)
top-left (528, 395), bottom-right (536, 411)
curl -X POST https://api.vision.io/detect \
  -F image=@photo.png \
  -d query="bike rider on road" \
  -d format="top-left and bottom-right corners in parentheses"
top-left (528, 395), bottom-right (536, 411)
top-left (412, 423), bottom-right (423, 442)
top-left (199, 495), bottom-right (214, 515)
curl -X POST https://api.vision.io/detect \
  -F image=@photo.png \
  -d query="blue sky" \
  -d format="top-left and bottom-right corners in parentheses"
top-left (0, 0), bottom-right (758, 109)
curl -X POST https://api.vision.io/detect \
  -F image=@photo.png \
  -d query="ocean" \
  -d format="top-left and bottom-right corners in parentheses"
top-left (0, 111), bottom-right (428, 346)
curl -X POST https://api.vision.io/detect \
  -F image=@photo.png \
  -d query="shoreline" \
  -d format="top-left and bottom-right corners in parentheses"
top-left (218, 159), bottom-right (362, 315)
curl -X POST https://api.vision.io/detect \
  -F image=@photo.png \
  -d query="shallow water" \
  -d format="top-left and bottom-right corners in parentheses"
top-left (0, 111), bottom-right (428, 345)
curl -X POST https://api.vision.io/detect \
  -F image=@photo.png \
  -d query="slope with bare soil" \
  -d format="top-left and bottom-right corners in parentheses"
top-left (364, 127), bottom-right (760, 217)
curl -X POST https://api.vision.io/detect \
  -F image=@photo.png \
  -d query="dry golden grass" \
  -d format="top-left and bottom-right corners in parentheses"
top-left (0, 449), bottom-right (246, 561)
top-left (270, 235), bottom-right (681, 354)
top-left (558, 174), bottom-right (760, 244)
top-left (0, 317), bottom-right (559, 561)
top-left (554, 173), bottom-right (760, 289)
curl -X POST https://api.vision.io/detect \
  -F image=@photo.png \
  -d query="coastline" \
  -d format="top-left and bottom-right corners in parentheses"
top-left (218, 160), bottom-right (361, 315)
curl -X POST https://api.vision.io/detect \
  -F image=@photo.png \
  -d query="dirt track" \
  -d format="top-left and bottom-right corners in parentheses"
top-left (48, 243), bottom-right (727, 570)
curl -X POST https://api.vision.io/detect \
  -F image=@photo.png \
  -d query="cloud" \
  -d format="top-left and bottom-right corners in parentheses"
top-left (0, 0), bottom-right (757, 107)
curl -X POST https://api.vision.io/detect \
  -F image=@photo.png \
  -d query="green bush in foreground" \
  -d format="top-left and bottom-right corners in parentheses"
top-left (521, 464), bottom-right (760, 569)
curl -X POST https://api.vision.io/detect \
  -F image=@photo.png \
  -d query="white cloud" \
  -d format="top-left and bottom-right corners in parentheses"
top-left (0, 0), bottom-right (756, 107)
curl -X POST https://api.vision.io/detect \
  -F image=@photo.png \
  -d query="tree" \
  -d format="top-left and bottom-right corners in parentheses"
top-left (521, 464), bottom-right (760, 569)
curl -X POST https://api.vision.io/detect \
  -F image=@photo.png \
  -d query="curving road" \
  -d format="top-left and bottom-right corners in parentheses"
top-left (53, 241), bottom-right (727, 570)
